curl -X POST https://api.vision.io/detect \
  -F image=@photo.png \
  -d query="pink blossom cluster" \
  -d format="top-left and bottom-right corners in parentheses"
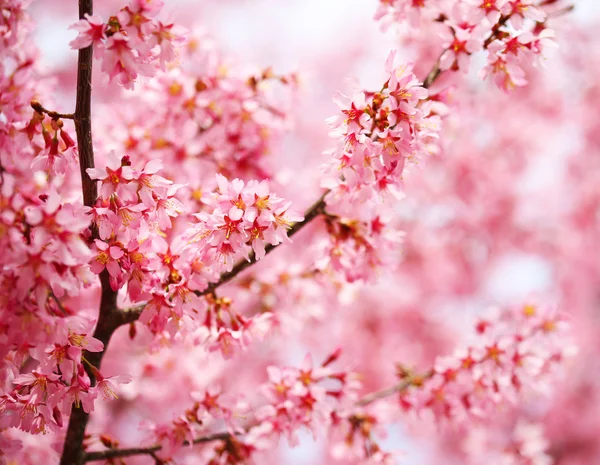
top-left (128, 175), bottom-right (300, 339)
top-left (480, 28), bottom-right (556, 91)
top-left (187, 174), bottom-right (303, 271)
top-left (115, 300), bottom-right (572, 465)
top-left (376, 0), bottom-right (555, 91)
top-left (134, 351), bottom-right (364, 463)
top-left (328, 410), bottom-right (397, 464)
top-left (399, 303), bottom-right (574, 422)
top-left (99, 33), bottom-right (295, 185)
top-left (315, 215), bottom-right (405, 283)
top-left (319, 51), bottom-right (438, 282)
top-left (69, 0), bottom-right (186, 88)
top-left (0, 317), bottom-right (129, 434)
top-left (323, 51), bottom-right (440, 214)
top-left (254, 353), bottom-right (361, 444)
top-left (87, 152), bottom-right (185, 296)
top-left (464, 420), bottom-right (553, 465)
top-left (27, 110), bottom-right (77, 175)
top-left (201, 294), bottom-right (273, 359)
top-left (0, 176), bottom-right (97, 408)
top-left (140, 387), bottom-right (241, 459)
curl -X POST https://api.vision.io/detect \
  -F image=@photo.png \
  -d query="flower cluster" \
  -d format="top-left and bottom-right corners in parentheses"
top-left (187, 174), bottom-right (303, 272)
top-left (0, 317), bottom-right (129, 434)
top-left (131, 175), bottom-right (300, 337)
top-left (87, 153), bottom-right (184, 295)
top-left (376, 0), bottom-right (556, 91)
top-left (254, 353), bottom-right (361, 444)
top-left (135, 351), bottom-right (363, 463)
top-left (99, 33), bottom-right (295, 185)
top-left (328, 410), bottom-right (396, 464)
top-left (140, 387), bottom-right (241, 459)
top-left (322, 51), bottom-right (440, 215)
top-left (399, 303), bottom-right (574, 422)
top-left (69, 0), bottom-right (186, 89)
top-left (481, 29), bottom-right (556, 91)
top-left (202, 294), bottom-right (273, 359)
top-left (316, 215), bottom-right (405, 283)
top-left (0, 183), bottom-right (95, 368)
top-left (27, 108), bottom-right (77, 175)
top-left (319, 51), bottom-right (437, 282)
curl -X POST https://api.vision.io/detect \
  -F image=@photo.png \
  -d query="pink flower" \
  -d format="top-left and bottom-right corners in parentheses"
top-left (187, 175), bottom-right (301, 271)
top-left (136, 159), bottom-right (173, 207)
top-left (439, 25), bottom-right (484, 72)
top-left (155, 186), bottom-right (185, 230)
top-left (69, 14), bottom-right (106, 54)
top-left (480, 43), bottom-right (528, 91)
top-left (87, 152), bottom-right (135, 199)
top-left (504, 0), bottom-right (546, 29)
top-left (91, 240), bottom-right (124, 289)
top-left (93, 372), bottom-right (132, 401)
top-left (101, 33), bottom-right (152, 89)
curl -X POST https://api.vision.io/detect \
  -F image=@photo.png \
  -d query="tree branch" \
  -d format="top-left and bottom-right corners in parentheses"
top-left (119, 192), bottom-right (328, 322)
top-left (73, 0), bottom-right (96, 209)
top-left (423, 55), bottom-right (443, 89)
top-left (83, 371), bottom-right (432, 461)
top-left (356, 370), bottom-right (433, 407)
top-left (198, 192), bottom-right (328, 296)
top-left (84, 432), bottom-right (234, 462)
top-left (119, 39), bottom-right (454, 323)
top-left (59, 1), bottom-right (122, 464)
top-left (30, 100), bottom-right (75, 120)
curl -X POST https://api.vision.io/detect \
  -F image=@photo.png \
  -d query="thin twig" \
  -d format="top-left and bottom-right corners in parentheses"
top-left (30, 100), bottom-right (75, 120)
top-left (356, 370), bottom-right (433, 406)
top-left (546, 4), bottom-right (574, 18)
top-left (84, 432), bottom-right (234, 462)
top-left (423, 55), bottom-right (443, 89)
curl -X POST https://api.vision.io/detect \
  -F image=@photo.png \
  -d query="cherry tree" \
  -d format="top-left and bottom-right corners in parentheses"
top-left (1, 0), bottom-right (598, 464)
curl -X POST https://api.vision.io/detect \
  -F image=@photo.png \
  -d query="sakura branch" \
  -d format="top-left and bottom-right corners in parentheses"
top-left (83, 432), bottom-right (234, 462)
top-left (60, 0), bottom-right (120, 462)
top-left (378, 0), bottom-right (563, 91)
top-left (82, 303), bottom-right (572, 463)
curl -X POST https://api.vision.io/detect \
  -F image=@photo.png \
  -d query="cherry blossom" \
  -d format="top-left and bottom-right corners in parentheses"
top-left (0, 1), bottom-right (593, 465)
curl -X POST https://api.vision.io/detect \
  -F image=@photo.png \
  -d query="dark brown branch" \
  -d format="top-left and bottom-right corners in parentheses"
top-left (73, 0), bottom-right (97, 209)
top-left (30, 100), bottom-right (75, 120)
top-left (84, 431), bottom-right (234, 462)
top-left (59, 1), bottom-right (123, 464)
